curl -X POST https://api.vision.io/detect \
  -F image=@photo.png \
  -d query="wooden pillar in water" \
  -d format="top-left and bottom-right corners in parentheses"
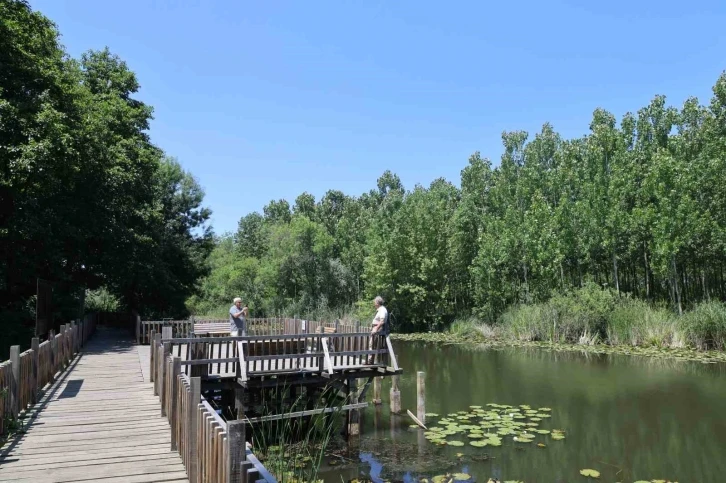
top-left (417, 371), bottom-right (426, 425)
top-left (235, 385), bottom-right (245, 420)
top-left (347, 378), bottom-right (360, 436)
top-left (390, 374), bottom-right (401, 414)
top-left (373, 377), bottom-right (382, 405)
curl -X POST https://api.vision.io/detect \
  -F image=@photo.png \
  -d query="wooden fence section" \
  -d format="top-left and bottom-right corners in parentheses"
top-left (138, 317), bottom-right (374, 344)
top-left (155, 356), bottom-right (276, 483)
top-left (151, 333), bottom-right (394, 381)
top-left (0, 316), bottom-right (97, 436)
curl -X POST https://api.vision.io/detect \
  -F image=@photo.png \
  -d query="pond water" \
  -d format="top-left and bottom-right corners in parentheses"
top-left (320, 340), bottom-right (726, 483)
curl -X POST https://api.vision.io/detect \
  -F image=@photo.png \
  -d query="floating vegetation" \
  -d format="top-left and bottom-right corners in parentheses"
top-left (579, 468), bottom-right (600, 478)
top-left (422, 402), bottom-right (564, 452)
top-left (390, 332), bottom-right (726, 364)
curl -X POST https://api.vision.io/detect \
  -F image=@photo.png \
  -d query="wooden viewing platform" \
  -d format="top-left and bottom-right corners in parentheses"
top-left (1, 315), bottom-right (403, 483)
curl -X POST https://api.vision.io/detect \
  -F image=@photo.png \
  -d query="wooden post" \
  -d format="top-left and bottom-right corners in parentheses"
top-left (417, 371), bottom-right (426, 425)
top-left (155, 336), bottom-right (163, 397)
top-left (58, 325), bottom-right (66, 369)
top-left (390, 374), bottom-right (401, 414)
top-left (240, 461), bottom-right (253, 483)
top-left (235, 386), bottom-right (245, 420)
top-left (149, 329), bottom-right (156, 382)
top-left (170, 357), bottom-right (181, 451)
top-left (49, 330), bottom-right (56, 383)
top-left (160, 341), bottom-right (171, 415)
top-left (246, 467), bottom-right (259, 483)
top-left (188, 377), bottom-right (201, 483)
top-left (69, 321), bottom-right (75, 355)
top-left (31, 337), bottom-right (39, 403)
top-left (162, 326), bottom-right (173, 341)
top-left (373, 376), bottom-right (382, 405)
top-left (227, 420), bottom-right (246, 483)
top-left (10, 346), bottom-right (20, 417)
top-left (136, 315), bottom-right (141, 344)
top-left (153, 332), bottom-right (161, 392)
top-left (347, 378), bottom-right (360, 436)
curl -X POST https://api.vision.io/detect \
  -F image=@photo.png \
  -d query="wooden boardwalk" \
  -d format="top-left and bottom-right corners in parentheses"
top-left (0, 328), bottom-right (189, 483)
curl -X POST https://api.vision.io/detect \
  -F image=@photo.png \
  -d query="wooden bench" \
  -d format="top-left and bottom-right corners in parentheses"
top-left (193, 322), bottom-right (230, 336)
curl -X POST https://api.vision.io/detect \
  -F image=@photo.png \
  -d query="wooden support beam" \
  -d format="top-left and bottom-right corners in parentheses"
top-left (390, 374), bottom-right (401, 414)
top-left (417, 371), bottom-right (426, 425)
top-left (235, 386), bottom-right (245, 420)
top-left (347, 378), bottom-right (360, 436)
top-left (244, 402), bottom-right (369, 423)
top-left (373, 376), bottom-right (382, 405)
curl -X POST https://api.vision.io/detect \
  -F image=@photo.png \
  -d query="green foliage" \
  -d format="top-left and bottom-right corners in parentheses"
top-left (681, 301), bottom-right (726, 350)
top-left (195, 70), bottom-right (726, 334)
top-left (84, 287), bottom-right (121, 313)
top-left (1, 1), bottom-right (212, 333)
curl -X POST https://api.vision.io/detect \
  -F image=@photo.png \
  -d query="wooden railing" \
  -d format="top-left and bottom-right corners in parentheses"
top-left (137, 317), bottom-right (374, 344)
top-left (150, 333), bottom-right (394, 381)
top-left (0, 315), bottom-right (97, 435)
top-left (153, 350), bottom-right (276, 483)
top-left (147, 322), bottom-right (399, 483)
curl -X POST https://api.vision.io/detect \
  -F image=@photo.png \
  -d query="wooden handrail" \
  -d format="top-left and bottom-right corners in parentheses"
top-left (0, 314), bottom-right (97, 435)
top-left (156, 350), bottom-right (277, 482)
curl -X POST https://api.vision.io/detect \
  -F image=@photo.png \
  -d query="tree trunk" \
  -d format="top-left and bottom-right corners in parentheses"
top-left (612, 249), bottom-right (620, 296)
top-left (672, 256), bottom-right (683, 315)
top-left (643, 242), bottom-right (650, 300)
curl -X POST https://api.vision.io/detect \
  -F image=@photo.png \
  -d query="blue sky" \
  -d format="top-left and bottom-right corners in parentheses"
top-left (31, 0), bottom-right (726, 235)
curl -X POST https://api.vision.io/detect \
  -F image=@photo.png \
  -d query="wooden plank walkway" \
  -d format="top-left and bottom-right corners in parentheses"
top-left (0, 328), bottom-right (189, 483)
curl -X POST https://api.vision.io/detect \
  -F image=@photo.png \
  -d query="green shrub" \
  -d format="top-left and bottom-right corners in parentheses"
top-left (682, 301), bottom-right (726, 350)
top-left (607, 299), bottom-right (683, 347)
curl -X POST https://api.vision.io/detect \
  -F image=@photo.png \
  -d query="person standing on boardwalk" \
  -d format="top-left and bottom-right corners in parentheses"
top-left (229, 297), bottom-right (248, 336)
top-left (367, 295), bottom-right (388, 364)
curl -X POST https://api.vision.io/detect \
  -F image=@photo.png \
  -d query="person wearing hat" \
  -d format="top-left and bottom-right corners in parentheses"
top-left (229, 297), bottom-right (248, 336)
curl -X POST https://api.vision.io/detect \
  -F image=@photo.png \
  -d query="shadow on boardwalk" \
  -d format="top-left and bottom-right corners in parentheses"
top-left (0, 328), bottom-right (189, 483)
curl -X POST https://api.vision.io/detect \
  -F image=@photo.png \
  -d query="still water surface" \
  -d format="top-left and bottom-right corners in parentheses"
top-left (320, 340), bottom-right (726, 483)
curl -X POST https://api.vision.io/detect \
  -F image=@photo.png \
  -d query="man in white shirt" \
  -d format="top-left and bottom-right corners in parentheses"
top-left (367, 295), bottom-right (388, 364)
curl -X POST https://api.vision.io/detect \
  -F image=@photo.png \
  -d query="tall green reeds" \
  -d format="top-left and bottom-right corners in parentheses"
top-left (449, 285), bottom-right (726, 351)
top-left (243, 384), bottom-right (348, 483)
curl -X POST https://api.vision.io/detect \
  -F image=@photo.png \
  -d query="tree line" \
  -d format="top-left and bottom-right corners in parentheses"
top-left (192, 73), bottom-right (726, 331)
top-left (1, 0), bottom-right (212, 353)
top-left (4, 0), bottom-right (726, 340)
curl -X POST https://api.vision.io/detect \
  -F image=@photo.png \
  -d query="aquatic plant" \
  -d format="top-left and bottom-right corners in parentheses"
top-left (245, 383), bottom-right (347, 482)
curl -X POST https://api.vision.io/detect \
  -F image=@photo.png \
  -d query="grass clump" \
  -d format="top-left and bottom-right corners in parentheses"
top-left (445, 285), bottom-right (726, 352)
top-left (682, 301), bottom-right (726, 350)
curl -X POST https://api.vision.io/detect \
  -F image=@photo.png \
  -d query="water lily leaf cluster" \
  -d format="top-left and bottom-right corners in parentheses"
top-left (422, 403), bottom-right (563, 449)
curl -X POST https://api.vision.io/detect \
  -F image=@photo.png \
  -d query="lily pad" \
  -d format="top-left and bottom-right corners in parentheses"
top-left (452, 473), bottom-right (471, 481)
top-left (579, 468), bottom-right (600, 478)
top-left (470, 440), bottom-right (487, 447)
top-left (447, 440), bottom-right (465, 447)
